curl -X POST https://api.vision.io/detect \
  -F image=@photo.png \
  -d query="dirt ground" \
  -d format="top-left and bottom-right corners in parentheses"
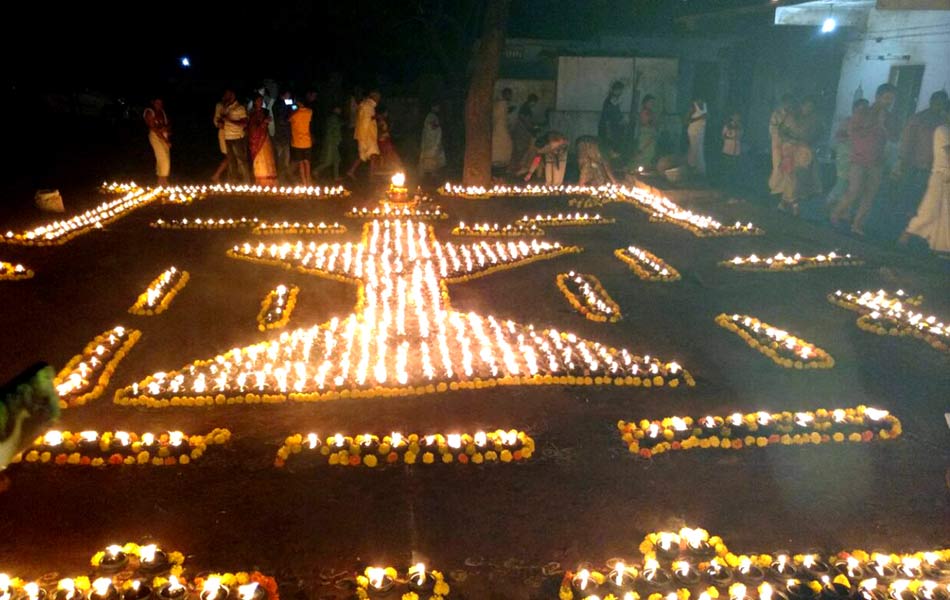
top-left (0, 183), bottom-right (948, 598)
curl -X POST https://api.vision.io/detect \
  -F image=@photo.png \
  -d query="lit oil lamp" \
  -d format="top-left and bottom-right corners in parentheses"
top-left (572, 568), bottom-right (601, 596)
top-left (818, 575), bottom-right (850, 600)
top-left (857, 579), bottom-right (886, 600)
top-left (922, 553), bottom-right (949, 579)
top-left (898, 557), bottom-right (922, 579)
top-left (136, 544), bottom-right (169, 574)
top-left (770, 554), bottom-right (796, 581)
top-left (0, 574), bottom-right (11, 600)
top-left (364, 567), bottom-right (395, 596)
top-left (97, 545), bottom-right (129, 573)
top-left (889, 580), bottom-right (918, 600)
top-left (655, 532), bottom-right (682, 560)
top-left (785, 578), bottom-right (817, 600)
top-left (387, 173), bottom-right (409, 203)
top-left (868, 554), bottom-right (897, 583)
top-left (407, 563), bottom-right (433, 594)
top-left (681, 528), bottom-right (714, 559)
top-left (641, 558), bottom-right (672, 589)
top-left (156, 576), bottom-right (186, 600)
top-left (237, 582), bottom-right (265, 600)
top-left (918, 581), bottom-right (949, 600)
top-left (199, 577), bottom-right (227, 600)
top-left (706, 557), bottom-right (734, 585)
top-left (730, 583), bottom-right (753, 600)
top-left (605, 560), bottom-right (636, 594)
top-left (800, 554), bottom-right (831, 580)
top-left (122, 581), bottom-right (150, 600)
top-left (17, 583), bottom-right (46, 600)
top-left (54, 580), bottom-right (80, 600)
top-left (673, 560), bottom-right (701, 586)
top-left (834, 556), bottom-right (864, 582)
top-left (89, 579), bottom-right (117, 600)
top-left (738, 556), bottom-right (765, 584)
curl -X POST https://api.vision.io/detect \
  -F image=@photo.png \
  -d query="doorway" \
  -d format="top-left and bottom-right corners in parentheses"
top-left (889, 64), bottom-right (924, 123)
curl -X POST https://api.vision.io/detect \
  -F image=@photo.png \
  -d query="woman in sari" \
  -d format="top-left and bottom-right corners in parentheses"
top-left (375, 106), bottom-right (403, 176)
top-left (777, 96), bottom-right (821, 214)
top-left (635, 95), bottom-right (658, 171)
top-left (248, 95), bottom-right (277, 186)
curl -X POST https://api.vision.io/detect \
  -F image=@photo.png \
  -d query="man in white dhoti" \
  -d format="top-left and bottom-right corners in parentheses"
top-left (492, 88), bottom-right (514, 168)
top-left (687, 98), bottom-right (707, 176)
top-left (419, 103), bottom-right (446, 178)
top-left (347, 90), bottom-right (381, 180)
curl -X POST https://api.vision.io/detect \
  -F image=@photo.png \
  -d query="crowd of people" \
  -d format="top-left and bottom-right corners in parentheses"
top-left (142, 78), bottom-right (948, 255)
top-left (144, 86), bottom-right (447, 189)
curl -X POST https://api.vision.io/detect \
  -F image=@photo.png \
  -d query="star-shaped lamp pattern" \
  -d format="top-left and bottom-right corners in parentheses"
top-left (116, 220), bottom-right (692, 407)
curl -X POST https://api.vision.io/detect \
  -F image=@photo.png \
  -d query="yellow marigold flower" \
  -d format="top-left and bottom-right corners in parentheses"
top-left (848, 433), bottom-right (861, 442)
top-left (559, 586), bottom-right (574, 600)
top-left (404, 451), bottom-right (417, 464)
top-left (485, 450), bottom-right (498, 461)
top-left (809, 432), bottom-right (821, 444)
top-left (91, 551), bottom-right (105, 567)
top-left (833, 575), bottom-right (850, 588)
top-left (500, 450), bottom-right (513, 462)
top-left (364, 455), bottom-right (378, 467)
top-left (756, 437), bottom-right (768, 447)
top-left (423, 452), bottom-right (435, 464)
top-left (472, 452), bottom-right (484, 464)
top-left (442, 453), bottom-right (453, 464)
top-left (833, 432), bottom-right (844, 442)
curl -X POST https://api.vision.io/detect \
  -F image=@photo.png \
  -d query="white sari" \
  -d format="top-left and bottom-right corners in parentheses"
top-left (905, 124), bottom-right (950, 253)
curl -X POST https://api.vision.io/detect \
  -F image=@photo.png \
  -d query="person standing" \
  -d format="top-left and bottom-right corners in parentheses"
top-left (220, 90), bottom-right (251, 184)
top-left (826, 99), bottom-right (869, 207)
top-left (492, 88), bottom-right (514, 168)
top-left (248, 95), bottom-right (277, 186)
top-left (375, 105), bottom-right (403, 176)
top-left (687, 98), bottom-right (707, 176)
top-left (314, 106), bottom-right (344, 181)
top-left (635, 95), bottom-right (658, 171)
top-left (769, 94), bottom-right (795, 194)
top-left (776, 97), bottom-right (821, 214)
top-left (346, 90), bottom-right (381, 179)
top-left (511, 93), bottom-right (539, 175)
top-left (211, 93), bottom-right (230, 183)
top-left (289, 99), bottom-right (313, 186)
top-left (895, 91), bottom-right (950, 221)
top-left (831, 83), bottom-right (899, 235)
top-left (144, 97), bottom-right (171, 186)
top-left (598, 81), bottom-right (625, 158)
top-left (900, 110), bottom-right (950, 253)
top-left (418, 102), bottom-right (446, 179)
top-left (272, 90), bottom-right (294, 183)
top-left (720, 112), bottom-right (742, 191)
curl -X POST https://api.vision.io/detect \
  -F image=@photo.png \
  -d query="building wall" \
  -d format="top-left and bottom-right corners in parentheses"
top-left (833, 8), bottom-right (950, 135)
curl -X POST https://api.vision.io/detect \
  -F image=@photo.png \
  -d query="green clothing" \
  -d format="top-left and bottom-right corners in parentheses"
top-left (320, 114), bottom-right (343, 165)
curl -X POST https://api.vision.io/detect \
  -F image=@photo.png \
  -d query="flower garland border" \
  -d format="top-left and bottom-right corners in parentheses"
top-left (618, 406), bottom-right (901, 458)
top-left (556, 272), bottom-right (622, 322)
top-left (450, 224), bottom-right (546, 237)
top-left (355, 566), bottom-right (450, 600)
top-left (855, 312), bottom-right (949, 354)
top-left (55, 327), bottom-right (142, 408)
top-left (517, 214), bottom-right (616, 227)
top-left (150, 217), bottom-right (260, 230)
top-left (714, 313), bottom-right (834, 369)
top-left (275, 430), bottom-right (535, 468)
top-left (346, 207), bottom-right (448, 220)
top-left (13, 428), bottom-right (231, 467)
top-left (0, 261), bottom-right (34, 281)
top-left (256, 285), bottom-right (299, 331)
top-left (646, 214), bottom-right (764, 238)
top-left (129, 269), bottom-right (190, 316)
top-left (614, 248), bottom-right (680, 282)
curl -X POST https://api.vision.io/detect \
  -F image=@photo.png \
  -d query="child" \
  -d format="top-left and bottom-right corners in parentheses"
top-left (721, 112), bottom-right (743, 191)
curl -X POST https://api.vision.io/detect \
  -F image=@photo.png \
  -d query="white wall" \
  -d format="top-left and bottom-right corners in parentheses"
top-left (833, 8), bottom-right (950, 133)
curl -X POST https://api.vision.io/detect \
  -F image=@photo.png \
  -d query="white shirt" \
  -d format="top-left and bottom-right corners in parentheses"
top-left (222, 102), bottom-right (248, 140)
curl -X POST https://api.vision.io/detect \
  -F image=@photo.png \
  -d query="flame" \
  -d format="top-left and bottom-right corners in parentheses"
top-left (700, 593), bottom-right (712, 600)
top-left (739, 556), bottom-right (752, 574)
top-left (334, 434), bottom-right (345, 447)
top-left (923, 553), bottom-right (938, 566)
top-left (803, 555), bottom-right (816, 568)
top-left (58, 580), bottom-right (76, 599)
top-left (24, 584), bottom-right (40, 600)
top-left (776, 554), bottom-right (790, 572)
top-left (0, 575), bottom-right (9, 593)
top-left (658, 531), bottom-right (678, 550)
top-left (865, 408), bottom-right (889, 421)
top-left (238, 583), bottom-right (259, 600)
top-left (139, 544), bottom-right (158, 563)
top-left (786, 579), bottom-right (799, 592)
top-left (680, 527), bottom-right (703, 548)
top-left (130, 582), bottom-right (141, 592)
top-left (474, 431), bottom-right (487, 446)
top-left (920, 581), bottom-right (938, 600)
top-left (114, 432), bottom-right (130, 446)
top-left (847, 557), bottom-right (861, 576)
top-left (391, 432), bottom-right (403, 447)
top-left (900, 557), bottom-right (921, 577)
top-left (168, 431), bottom-right (184, 447)
top-left (644, 558), bottom-right (659, 580)
top-left (731, 584), bottom-right (747, 600)
top-left (80, 431), bottom-right (98, 442)
top-left (44, 431), bottom-right (64, 446)
top-left (105, 544), bottom-right (122, 558)
top-left (91, 579), bottom-right (112, 598)
top-left (142, 433), bottom-right (155, 446)
top-left (891, 580), bottom-right (910, 600)
top-left (575, 569), bottom-right (591, 590)
top-left (202, 577), bottom-right (222, 598)
top-left (409, 563), bottom-right (426, 586)
top-left (613, 561), bottom-right (626, 586)
top-left (674, 561), bottom-right (691, 576)
top-left (366, 568), bottom-right (386, 590)
top-left (307, 433), bottom-right (319, 449)
top-left (860, 579), bottom-right (879, 593)
top-left (167, 577), bottom-right (184, 594)
top-left (447, 434), bottom-right (462, 449)
top-left (760, 583), bottom-right (773, 600)
top-left (391, 173), bottom-right (406, 187)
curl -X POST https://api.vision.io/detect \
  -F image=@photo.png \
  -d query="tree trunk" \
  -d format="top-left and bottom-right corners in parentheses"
top-left (462, 0), bottom-right (509, 187)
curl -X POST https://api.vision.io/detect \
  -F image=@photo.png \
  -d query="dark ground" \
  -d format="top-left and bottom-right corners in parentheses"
top-left (0, 159), bottom-right (949, 597)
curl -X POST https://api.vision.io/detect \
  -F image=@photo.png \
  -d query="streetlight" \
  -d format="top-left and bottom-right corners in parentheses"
top-left (180, 56), bottom-right (191, 68)
top-left (821, 17), bottom-right (837, 33)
